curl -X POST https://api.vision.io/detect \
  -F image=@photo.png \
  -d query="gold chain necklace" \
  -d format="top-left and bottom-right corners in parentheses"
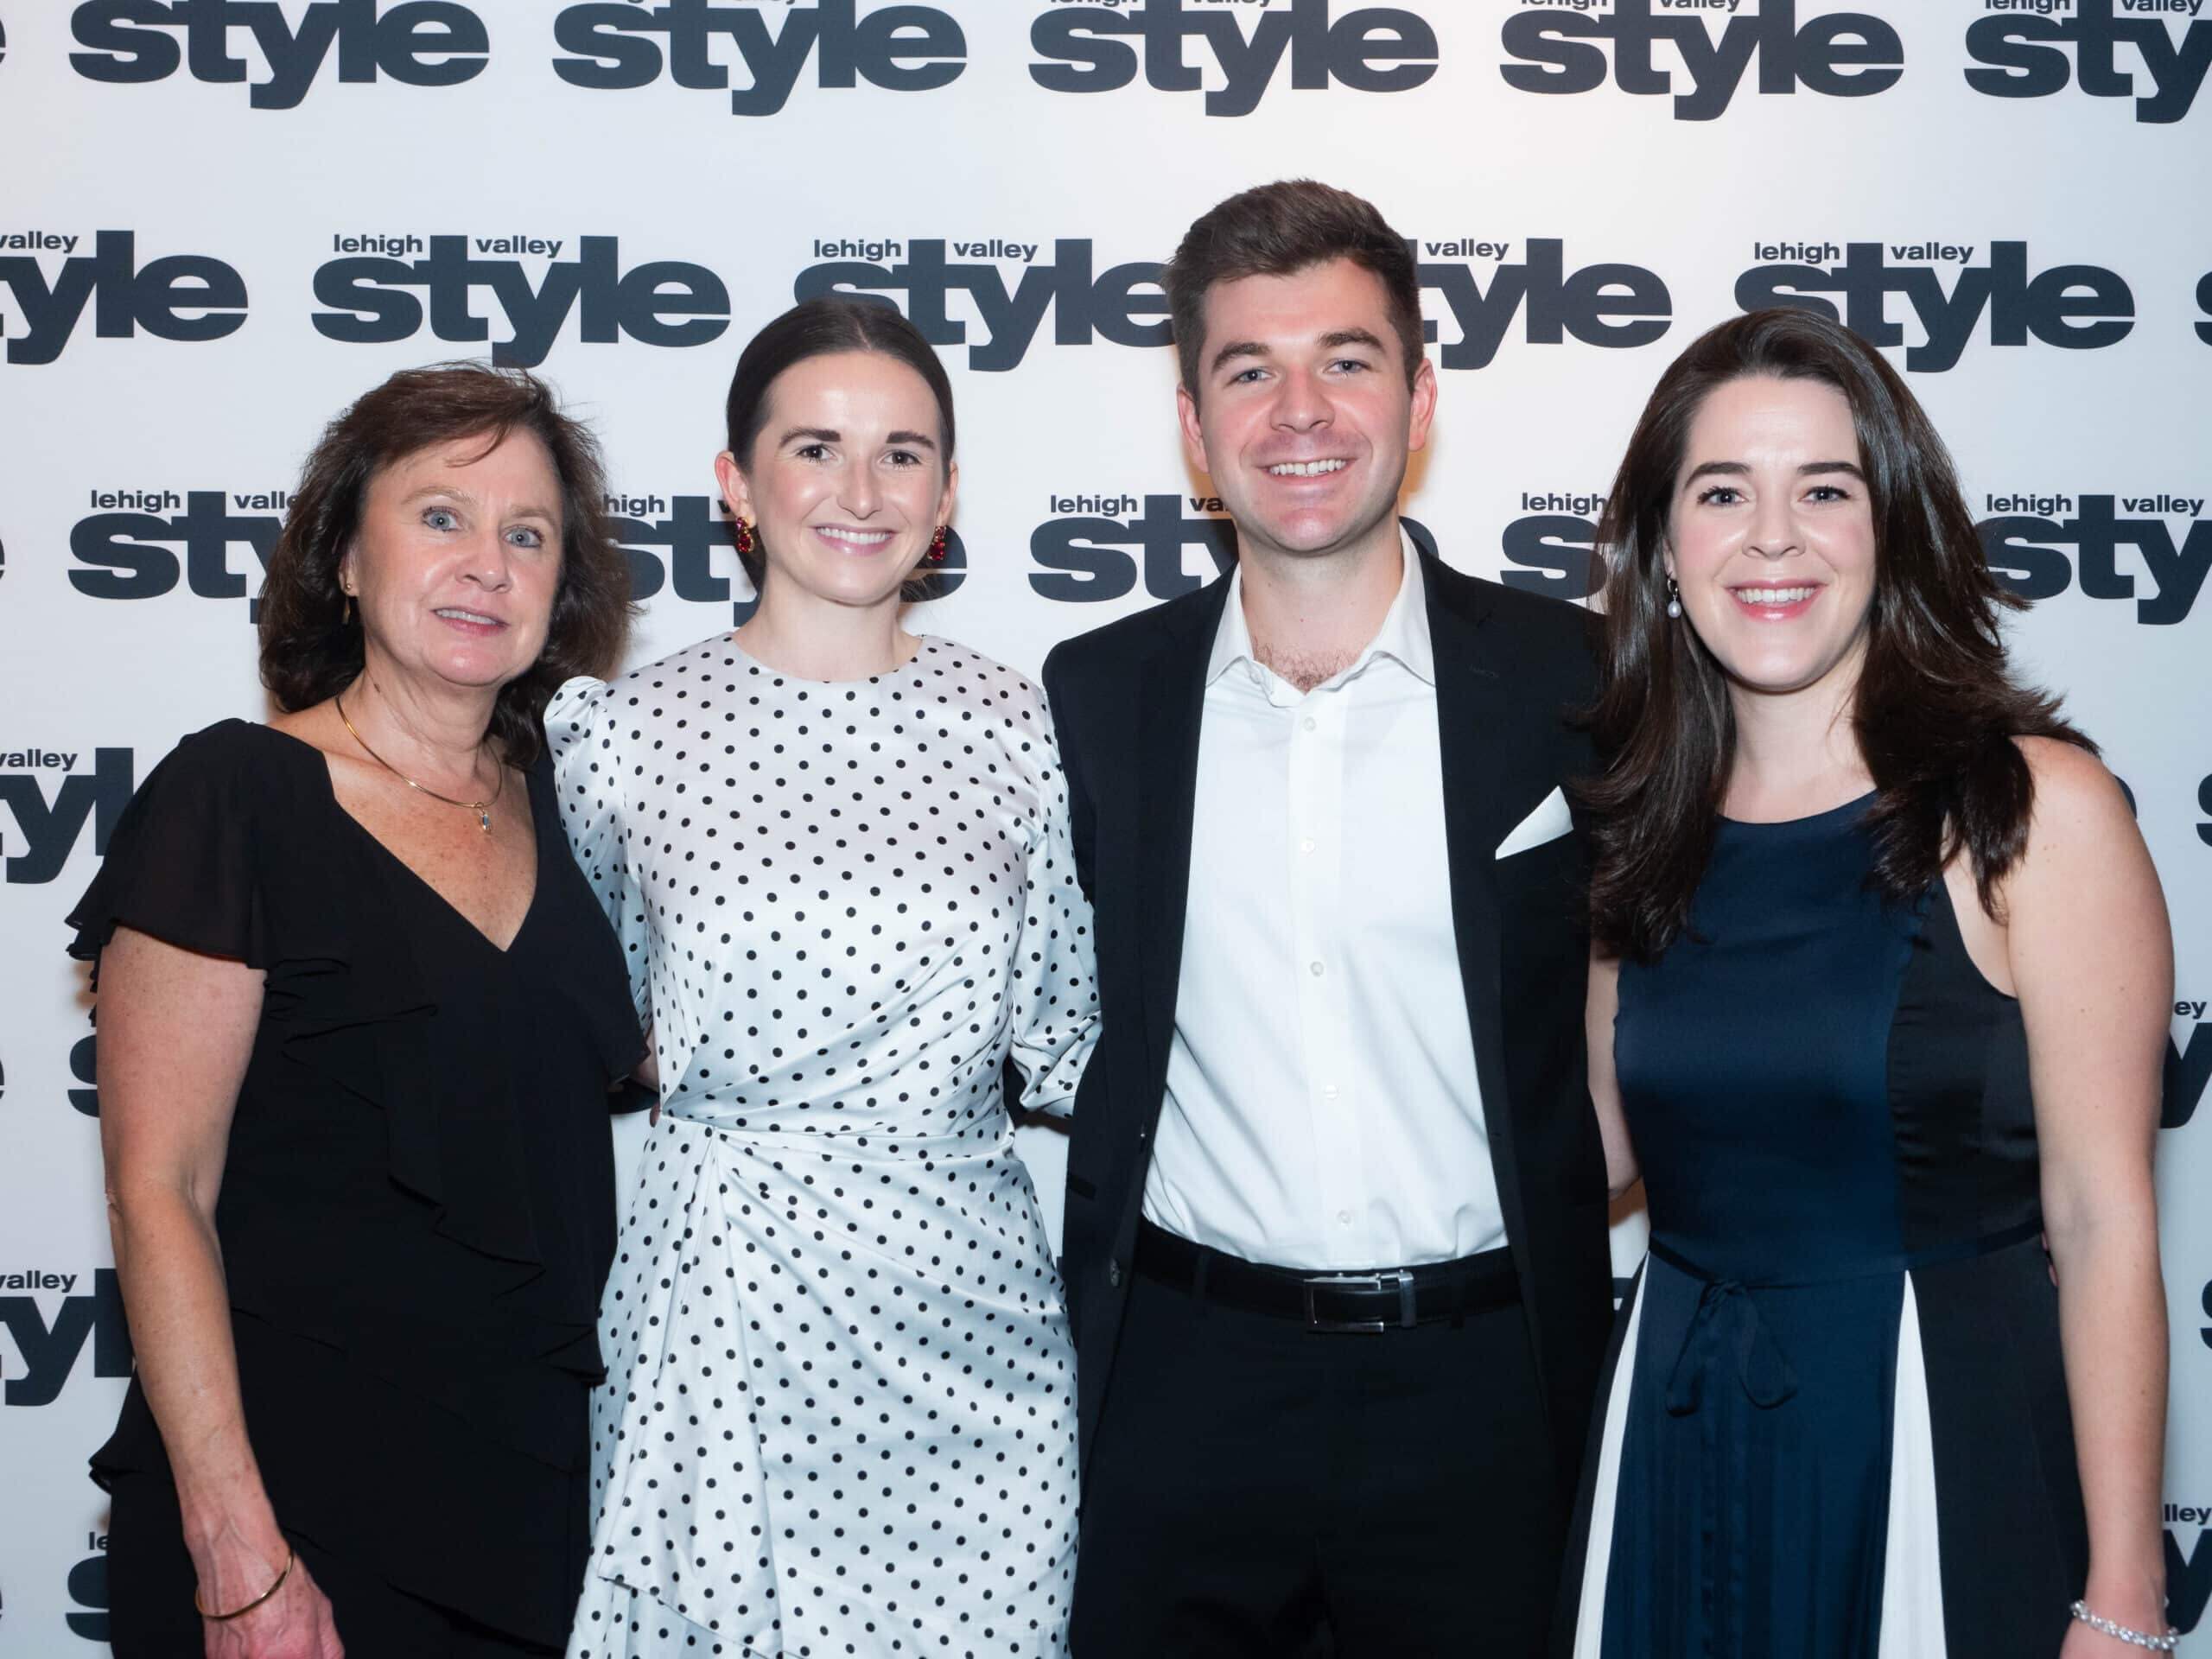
top-left (334, 692), bottom-right (505, 833)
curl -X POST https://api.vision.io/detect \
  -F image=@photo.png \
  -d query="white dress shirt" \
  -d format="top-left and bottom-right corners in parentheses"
top-left (1141, 534), bottom-right (1507, 1270)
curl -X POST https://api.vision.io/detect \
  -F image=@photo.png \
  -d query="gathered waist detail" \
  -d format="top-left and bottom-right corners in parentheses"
top-left (1648, 1217), bottom-right (2044, 1419)
top-left (657, 1104), bottom-right (1018, 1164)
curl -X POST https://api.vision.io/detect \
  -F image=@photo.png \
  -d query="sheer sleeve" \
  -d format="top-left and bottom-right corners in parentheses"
top-left (1005, 693), bottom-right (1100, 1119)
top-left (66, 721), bottom-right (269, 986)
top-left (546, 676), bottom-right (651, 1025)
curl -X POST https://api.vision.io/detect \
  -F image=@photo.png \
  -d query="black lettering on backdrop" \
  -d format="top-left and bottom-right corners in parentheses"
top-left (2171, 1522), bottom-right (2212, 1632)
top-left (67, 1554), bottom-right (110, 1643)
top-left (1500, 515), bottom-right (1604, 599)
top-left (311, 236), bottom-right (728, 366)
top-left (550, 0), bottom-right (964, 115)
top-left (0, 232), bottom-right (246, 365)
top-left (1963, 1), bottom-right (2211, 125)
top-left (2168, 1023), bottom-right (2210, 1131)
top-left (71, 1034), bottom-right (99, 1119)
top-left (0, 1270), bottom-right (130, 1407)
top-left (69, 0), bottom-right (489, 110)
top-left (1499, 0), bottom-right (1903, 121)
top-left (794, 240), bottom-right (1168, 371)
top-left (1029, 495), bottom-right (1235, 603)
top-left (1974, 499), bottom-right (2209, 626)
top-left (1029, 0), bottom-right (1437, 118)
top-left (1735, 243), bottom-right (2133, 372)
top-left (70, 493), bottom-right (282, 613)
top-left (1420, 241), bottom-right (1671, 369)
top-left (0, 751), bottom-right (136, 885)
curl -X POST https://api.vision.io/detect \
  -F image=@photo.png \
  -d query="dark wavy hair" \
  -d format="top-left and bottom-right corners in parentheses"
top-left (1163, 178), bottom-right (1425, 399)
top-left (723, 296), bottom-right (956, 604)
top-left (257, 362), bottom-right (633, 766)
top-left (1584, 308), bottom-right (2090, 962)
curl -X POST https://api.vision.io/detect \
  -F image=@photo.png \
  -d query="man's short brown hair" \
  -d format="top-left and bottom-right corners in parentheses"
top-left (1164, 180), bottom-right (1426, 399)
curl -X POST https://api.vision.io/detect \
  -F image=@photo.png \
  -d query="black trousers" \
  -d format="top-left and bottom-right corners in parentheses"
top-left (106, 1472), bottom-right (559, 1658)
top-left (1071, 1255), bottom-right (1567, 1657)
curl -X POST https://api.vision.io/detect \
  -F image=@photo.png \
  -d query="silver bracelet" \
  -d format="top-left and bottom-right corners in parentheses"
top-left (2069, 1599), bottom-right (2180, 1651)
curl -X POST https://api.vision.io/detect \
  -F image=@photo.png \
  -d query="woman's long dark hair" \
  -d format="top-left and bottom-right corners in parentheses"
top-left (258, 362), bottom-right (633, 767)
top-left (1585, 308), bottom-right (2089, 962)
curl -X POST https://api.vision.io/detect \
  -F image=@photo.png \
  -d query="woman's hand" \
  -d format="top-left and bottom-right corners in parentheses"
top-left (201, 1559), bottom-right (344, 1658)
top-left (197, 1541), bottom-right (344, 1658)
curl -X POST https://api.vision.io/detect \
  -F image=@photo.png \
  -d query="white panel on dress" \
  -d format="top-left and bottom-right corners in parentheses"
top-left (1572, 1267), bottom-right (1649, 1658)
top-left (1878, 1274), bottom-right (1948, 1657)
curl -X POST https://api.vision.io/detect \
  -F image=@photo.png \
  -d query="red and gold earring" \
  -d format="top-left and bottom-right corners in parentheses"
top-left (734, 518), bottom-right (755, 557)
top-left (925, 525), bottom-right (948, 563)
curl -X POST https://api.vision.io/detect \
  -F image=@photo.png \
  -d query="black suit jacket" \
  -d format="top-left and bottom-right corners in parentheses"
top-left (1041, 534), bottom-right (1615, 1491)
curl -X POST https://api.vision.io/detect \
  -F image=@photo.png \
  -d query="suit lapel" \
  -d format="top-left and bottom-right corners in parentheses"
top-left (1423, 552), bottom-right (1536, 1283)
top-left (1133, 577), bottom-right (1232, 1114)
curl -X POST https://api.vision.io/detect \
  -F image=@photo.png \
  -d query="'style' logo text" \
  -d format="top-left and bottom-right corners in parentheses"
top-left (0, 232), bottom-right (246, 366)
top-left (551, 1), bottom-right (965, 114)
top-left (1031, 0), bottom-right (1438, 117)
top-left (1501, 0), bottom-right (1904, 121)
top-left (70, 0), bottom-right (489, 110)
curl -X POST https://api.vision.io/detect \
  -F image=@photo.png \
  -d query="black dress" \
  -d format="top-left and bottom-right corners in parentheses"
top-left (67, 720), bottom-right (642, 1653)
top-left (1560, 798), bottom-right (2086, 1657)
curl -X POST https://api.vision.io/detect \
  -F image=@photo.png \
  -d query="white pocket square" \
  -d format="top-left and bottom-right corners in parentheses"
top-left (1494, 785), bottom-right (1573, 860)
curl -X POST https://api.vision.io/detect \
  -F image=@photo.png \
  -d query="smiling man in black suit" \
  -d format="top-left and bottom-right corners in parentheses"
top-left (1042, 179), bottom-right (1618, 1657)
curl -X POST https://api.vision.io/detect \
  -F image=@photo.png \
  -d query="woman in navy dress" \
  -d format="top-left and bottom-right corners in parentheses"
top-left (1560, 310), bottom-right (2175, 1656)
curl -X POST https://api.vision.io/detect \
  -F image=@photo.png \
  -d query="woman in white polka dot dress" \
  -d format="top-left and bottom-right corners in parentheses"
top-left (549, 298), bottom-right (1096, 1658)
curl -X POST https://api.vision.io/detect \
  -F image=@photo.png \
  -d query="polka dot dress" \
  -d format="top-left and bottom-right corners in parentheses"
top-left (547, 634), bottom-right (1096, 1659)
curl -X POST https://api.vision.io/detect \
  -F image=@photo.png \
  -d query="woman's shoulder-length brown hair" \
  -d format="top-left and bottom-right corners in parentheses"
top-left (1583, 307), bottom-right (2090, 963)
top-left (257, 361), bottom-right (634, 766)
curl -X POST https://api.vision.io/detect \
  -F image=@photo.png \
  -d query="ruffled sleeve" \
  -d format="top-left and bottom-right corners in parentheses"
top-left (1004, 688), bottom-right (1100, 1118)
top-left (545, 675), bottom-right (650, 1024)
top-left (67, 720), bottom-right (270, 985)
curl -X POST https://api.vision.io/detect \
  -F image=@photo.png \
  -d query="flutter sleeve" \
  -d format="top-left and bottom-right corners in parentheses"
top-left (66, 721), bottom-right (270, 986)
top-left (1005, 686), bottom-right (1100, 1118)
top-left (546, 675), bottom-right (651, 1024)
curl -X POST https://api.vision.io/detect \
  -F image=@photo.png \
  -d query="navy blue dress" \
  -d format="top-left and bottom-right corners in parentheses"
top-left (1560, 798), bottom-right (2086, 1657)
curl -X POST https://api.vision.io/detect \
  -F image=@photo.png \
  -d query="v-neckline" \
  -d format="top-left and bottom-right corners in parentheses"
top-left (260, 721), bottom-right (543, 957)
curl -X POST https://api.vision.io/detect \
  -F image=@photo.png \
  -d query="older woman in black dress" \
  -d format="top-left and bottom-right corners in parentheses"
top-left (72, 365), bottom-right (643, 1657)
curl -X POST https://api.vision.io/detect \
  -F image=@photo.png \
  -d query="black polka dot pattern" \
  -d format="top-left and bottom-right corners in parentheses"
top-left (547, 635), bottom-right (1096, 1659)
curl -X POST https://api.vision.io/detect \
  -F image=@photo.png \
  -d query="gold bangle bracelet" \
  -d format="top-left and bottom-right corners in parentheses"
top-left (194, 1542), bottom-right (293, 1621)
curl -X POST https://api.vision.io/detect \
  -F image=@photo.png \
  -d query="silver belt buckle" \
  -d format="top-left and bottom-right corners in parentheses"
top-left (1301, 1268), bottom-right (1414, 1333)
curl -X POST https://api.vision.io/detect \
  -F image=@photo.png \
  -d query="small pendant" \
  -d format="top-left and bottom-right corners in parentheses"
top-left (474, 804), bottom-right (492, 834)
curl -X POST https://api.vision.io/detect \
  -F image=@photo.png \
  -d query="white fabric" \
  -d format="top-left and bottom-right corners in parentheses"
top-left (1496, 784), bottom-right (1574, 860)
top-left (1571, 1270), bottom-right (1648, 1659)
top-left (1141, 533), bottom-right (1505, 1270)
top-left (548, 639), bottom-right (1096, 1658)
top-left (1878, 1275), bottom-right (1950, 1656)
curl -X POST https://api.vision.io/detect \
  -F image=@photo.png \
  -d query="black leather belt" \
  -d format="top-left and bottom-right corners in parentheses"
top-left (1134, 1219), bottom-right (1520, 1333)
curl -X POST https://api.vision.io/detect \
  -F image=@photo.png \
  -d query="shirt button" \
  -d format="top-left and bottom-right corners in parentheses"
top-left (1323, 1083), bottom-right (1340, 1100)
top-left (1337, 1211), bottom-right (1352, 1227)
top-left (1302, 715), bottom-right (1318, 733)
top-left (1300, 837), bottom-right (1317, 855)
top-left (1308, 960), bottom-right (1325, 977)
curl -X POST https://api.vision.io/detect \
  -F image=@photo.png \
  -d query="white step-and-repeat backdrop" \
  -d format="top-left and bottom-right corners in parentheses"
top-left (1, 0), bottom-right (2205, 1648)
